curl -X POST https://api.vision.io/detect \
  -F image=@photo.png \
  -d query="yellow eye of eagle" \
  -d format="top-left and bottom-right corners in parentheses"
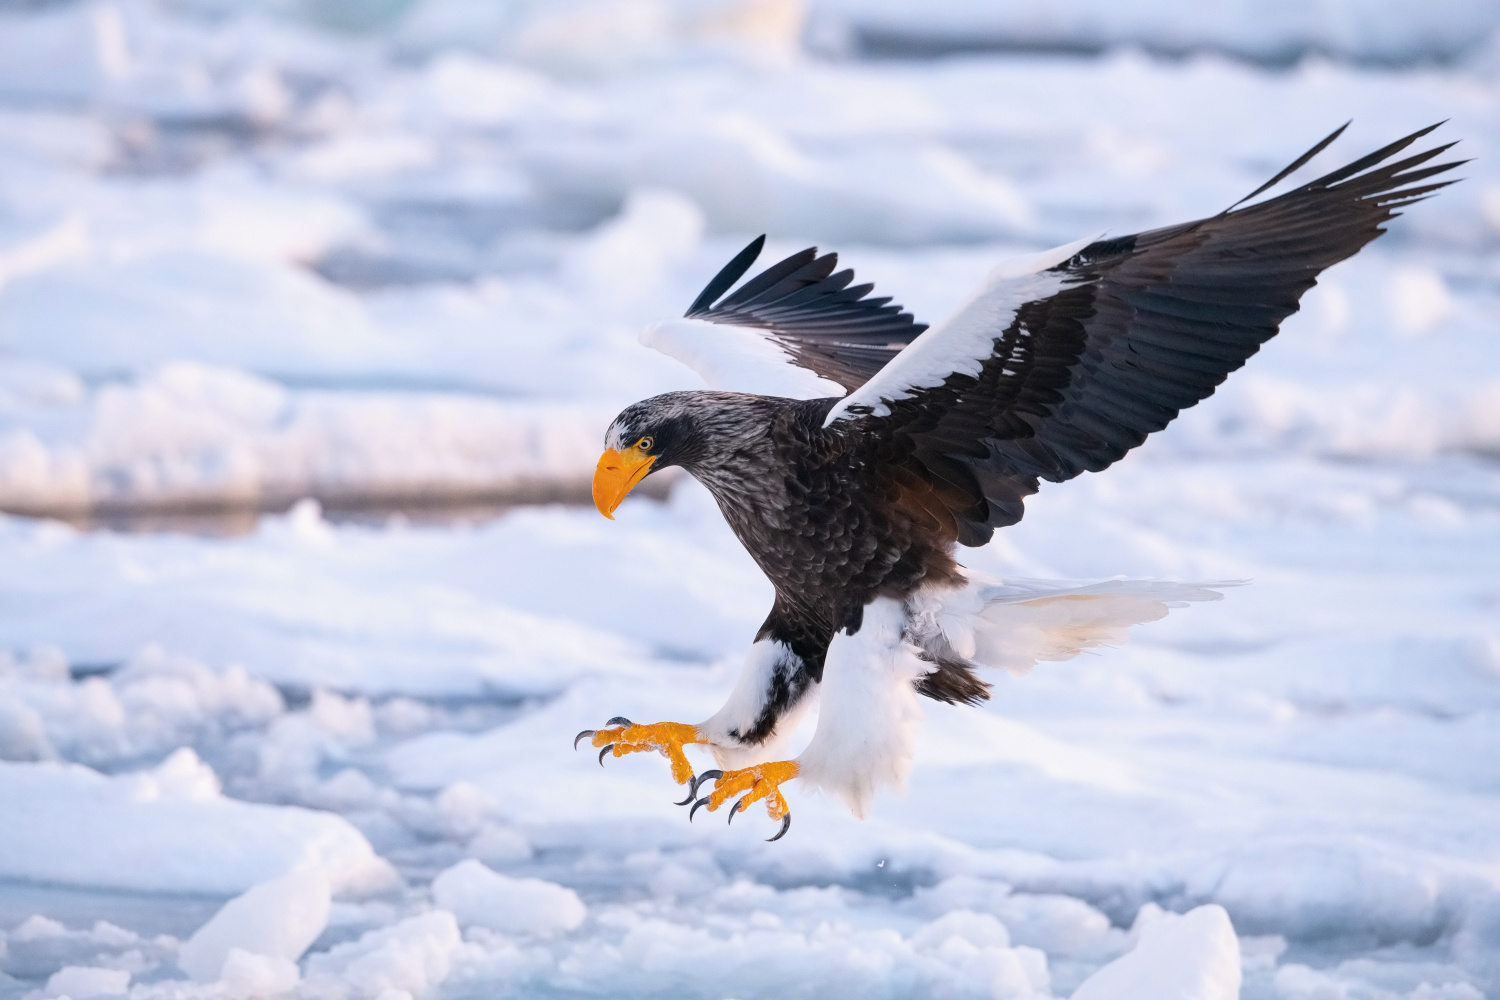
top-left (637, 436), bottom-right (654, 452)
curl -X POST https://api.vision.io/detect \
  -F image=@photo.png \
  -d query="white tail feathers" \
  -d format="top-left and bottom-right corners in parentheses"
top-left (912, 578), bottom-right (1233, 677)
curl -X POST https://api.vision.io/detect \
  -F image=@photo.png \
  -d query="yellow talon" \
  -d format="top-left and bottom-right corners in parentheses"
top-left (589, 721), bottom-right (704, 784)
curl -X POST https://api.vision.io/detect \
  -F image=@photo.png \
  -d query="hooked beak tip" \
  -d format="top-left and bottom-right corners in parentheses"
top-left (592, 446), bottom-right (653, 520)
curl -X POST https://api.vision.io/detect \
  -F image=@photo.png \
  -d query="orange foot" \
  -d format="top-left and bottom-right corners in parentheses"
top-left (688, 760), bottom-right (799, 842)
top-left (574, 717), bottom-right (705, 786)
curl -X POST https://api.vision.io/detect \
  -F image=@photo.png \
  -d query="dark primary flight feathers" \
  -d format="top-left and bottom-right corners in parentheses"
top-left (684, 122), bottom-right (1463, 546)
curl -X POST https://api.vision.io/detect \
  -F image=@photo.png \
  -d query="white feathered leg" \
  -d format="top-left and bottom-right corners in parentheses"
top-left (698, 638), bottom-right (818, 770)
top-left (795, 597), bottom-right (930, 818)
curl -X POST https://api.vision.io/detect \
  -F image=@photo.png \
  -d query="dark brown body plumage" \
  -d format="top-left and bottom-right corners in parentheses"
top-left (702, 397), bottom-right (963, 633)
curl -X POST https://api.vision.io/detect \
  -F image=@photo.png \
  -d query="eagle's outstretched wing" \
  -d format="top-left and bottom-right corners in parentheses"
top-left (836, 123), bottom-right (1464, 545)
top-left (641, 124), bottom-right (1461, 543)
top-left (641, 237), bottom-right (926, 398)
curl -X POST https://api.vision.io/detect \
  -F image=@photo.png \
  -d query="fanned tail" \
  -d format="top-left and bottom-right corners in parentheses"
top-left (908, 579), bottom-right (1235, 703)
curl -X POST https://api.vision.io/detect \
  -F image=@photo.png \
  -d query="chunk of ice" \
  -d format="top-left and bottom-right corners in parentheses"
top-left (0, 753), bottom-right (396, 895)
top-left (303, 911), bottom-right (462, 1000)
top-left (178, 868), bottom-right (331, 982)
top-left (1070, 904), bottom-right (1241, 1000)
top-left (431, 859), bottom-right (585, 935)
top-left (43, 966), bottom-right (129, 999)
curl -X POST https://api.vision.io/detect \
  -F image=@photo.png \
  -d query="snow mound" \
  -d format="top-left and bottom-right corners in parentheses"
top-left (178, 868), bottom-right (331, 982)
top-left (1069, 904), bottom-right (1241, 1000)
top-left (1, 916), bottom-right (173, 985)
top-left (218, 949), bottom-right (302, 997)
top-left (303, 911), bottom-right (463, 1000)
top-left (0, 644), bottom-right (283, 766)
top-left (467, 902), bottom-right (1055, 999)
top-left (0, 361), bottom-right (611, 516)
top-left (44, 966), bottom-right (130, 999)
top-left (0, 749), bottom-right (395, 895)
top-left (431, 859), bottom-right (585, 935)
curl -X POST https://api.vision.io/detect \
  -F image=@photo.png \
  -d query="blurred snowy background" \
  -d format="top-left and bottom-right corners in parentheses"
top-left (0, 0), bottom-right (1498, 998)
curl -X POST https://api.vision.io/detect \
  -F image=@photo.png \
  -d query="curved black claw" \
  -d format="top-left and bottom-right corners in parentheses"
top-left (605, 716), bottom-right (634, 727)
top-left (573, 729), bottom-right (596, 750)
top-left (597, 745), bottom-right (614, 766)
top-left (672, 781), bottom-right (698, 807)
top-left (674, 770), bottom-right (721, 807)
top-left (689, 795), bottom-right (713, 822)
top-left (766, 812), bottom-right (792, 842)
top-left (727, 795), bottom-right (750, 825)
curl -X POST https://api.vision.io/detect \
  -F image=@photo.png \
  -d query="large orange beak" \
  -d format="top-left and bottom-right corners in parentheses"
top-left (592, 445), bottom-right (656, 519)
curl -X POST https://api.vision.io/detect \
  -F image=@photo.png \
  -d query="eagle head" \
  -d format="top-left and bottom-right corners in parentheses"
top-left (593, 391), bottom-right (778, 519)
top-left (593, 392), bottom-right (705, 519)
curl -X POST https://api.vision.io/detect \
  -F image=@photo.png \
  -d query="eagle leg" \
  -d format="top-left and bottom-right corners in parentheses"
top-left (688, 760), bottom-right (799, 837)
top-left (576, 720), bottom-right (706, 785)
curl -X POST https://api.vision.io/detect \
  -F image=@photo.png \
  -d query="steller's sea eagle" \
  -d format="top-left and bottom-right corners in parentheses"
top-left (575, 123), bottom-right (1462, 841)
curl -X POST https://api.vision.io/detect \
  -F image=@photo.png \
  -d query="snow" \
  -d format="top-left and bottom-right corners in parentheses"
top-left (45, 966), bottom-right (131, 999)
top-left (215, 950), bottom-right (302, 998)
top-left (301, 911), bottom-right (462, 1000)
top-left (430, 859), bottom-right (586, 934)
top-left (0, 361), bottom-right (612, 516)
top-left (1069, 904), bottom-right (1240, 1000)
top-left (176, 869), bottom-right (331, 982)
top-left (0, 1), bottom-right (1495, 999)
top-left (0, 749), bottom-right (395, 896)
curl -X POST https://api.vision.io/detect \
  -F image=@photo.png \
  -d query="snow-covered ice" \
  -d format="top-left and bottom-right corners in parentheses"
top-left (1069, 904), bottom-right (1240, 1000)
top-left (431, 859), bottom-right (586, 935)
top-left (0, 1), bottom-right (1498, 999)
top-left (0, 748), bottom-right (395, 896)
top-left (301, 911), bottom-right (462, 1000)
top-left (176, 869), bottom-right (330, 982)
top-left (44, 966), bottom-right (131, 1000)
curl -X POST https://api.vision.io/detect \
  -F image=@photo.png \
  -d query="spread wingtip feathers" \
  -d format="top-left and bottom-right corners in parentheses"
top-left (1226, 120), bottom-right (1463, 215)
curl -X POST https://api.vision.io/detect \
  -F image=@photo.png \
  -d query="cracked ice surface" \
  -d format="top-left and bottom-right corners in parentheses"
top-left (0, 1), bottom-right (1499, 999)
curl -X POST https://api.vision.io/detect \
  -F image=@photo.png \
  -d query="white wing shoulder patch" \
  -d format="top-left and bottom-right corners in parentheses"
top-left (822, 233), bottom-right (1103, 427)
